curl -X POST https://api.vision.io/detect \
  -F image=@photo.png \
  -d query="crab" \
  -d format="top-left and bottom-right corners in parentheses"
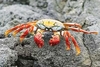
top-left (5, 19), bottom-right (98, 55)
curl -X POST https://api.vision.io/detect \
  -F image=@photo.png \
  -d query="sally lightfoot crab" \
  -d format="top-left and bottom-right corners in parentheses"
top-left (5, 19), bottom-right (98, 55)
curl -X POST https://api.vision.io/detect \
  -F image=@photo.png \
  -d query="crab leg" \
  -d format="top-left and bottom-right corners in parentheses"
top-left (5, 21), bottom-right (37, 37)
top-left (20, 29), bottom-right (29, 42)
top-left (34, 30), bottom-right (44, 48)
top-left (19, 26), bottom-right (34, 42)
top-left (63, 23), bottom-right (82, 28)
top-left (71, 35), bottom-right (81, 55)
top-left (49, 32), bottom-right (60, 46)
top-left (69, 27), bottom-right (98, 35)
top-left (29, 26), bottom-right (34, 34)
top-left (63, 31), bottom-right (81, 55)
top-left (12, 24), bottom-right (31, 37)
top-left (5, 24), bottom-right (25, 37)
top-left (63, 31), bottom-right (71, 50)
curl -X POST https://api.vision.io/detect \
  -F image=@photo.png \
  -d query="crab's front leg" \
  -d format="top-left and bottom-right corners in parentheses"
top-left (34, 30), bottom-right (44, 48)
top-left (49, 32), bottom-right (60, 46)
top-left (63, 31), bottom-right (81, 55)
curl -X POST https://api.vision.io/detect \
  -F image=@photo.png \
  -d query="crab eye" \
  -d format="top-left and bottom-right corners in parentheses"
top-left (46, 28), bottom-right (48, 31)
top-left (49, 29), bottom-right (52, 31)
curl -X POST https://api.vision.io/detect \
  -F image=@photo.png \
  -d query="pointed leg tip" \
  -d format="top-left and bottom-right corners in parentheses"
top-left (76, 49), bottom-right (81, 55)
top-left (76, 52), bottom-right (81, 55)
top-left (20, 38), bottom-right (24, 43)
top-left (66, 47), bottom-right (70, 51)
top-left (89, 31), bottom-right (98, 35)
top-left (4, 31), bottom-right (9, 37)
top-left (12, 33), bottom-right (16, 37)
top-left (4, 34), bottom-right (8, 37)
top-left (94, 32), bottom-right (98, 35)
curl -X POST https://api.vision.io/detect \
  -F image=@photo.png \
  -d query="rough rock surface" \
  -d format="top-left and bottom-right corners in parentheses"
top-left (0, 43), bottom-right (17, 67)
top-left (0, 0), bottom-right (100, 67)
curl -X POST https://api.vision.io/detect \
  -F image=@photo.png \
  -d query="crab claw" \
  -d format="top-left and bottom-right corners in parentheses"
top-left (34, 32), bottom-right (44, 48)
top-left (49, 34), bottom-right (60, 46)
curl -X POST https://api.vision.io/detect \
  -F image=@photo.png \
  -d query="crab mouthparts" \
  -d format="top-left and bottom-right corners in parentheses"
top-left (43, 32), bottom-right (53, 38)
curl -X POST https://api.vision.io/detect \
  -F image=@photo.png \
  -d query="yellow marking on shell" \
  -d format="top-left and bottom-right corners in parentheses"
top-left (43, 20), bottom-right (55, 27)
top-left (37, 19), bottom-right (65, 30)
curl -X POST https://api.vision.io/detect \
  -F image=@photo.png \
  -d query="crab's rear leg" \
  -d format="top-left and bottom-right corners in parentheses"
top-left (12, 24), bottom-right (31, 37)
top-left (19, 21), bottom-right (37, 42)
top-left (5, 24), bottom-right (25, 37)
top-left (49, 32), bottom-right (60, 46)
top-left (63, 31), bottom-right (81, 55)
top-left (34, 30), bottom-right (44, 48)
top-left (20, 26), bottom-right (34, 42)
top-left (63, 23), bottom-right (82, 28)
top-left (5, 21), bottom-right (37, 37)
top-left (69, 27), bottom-right (98, 35)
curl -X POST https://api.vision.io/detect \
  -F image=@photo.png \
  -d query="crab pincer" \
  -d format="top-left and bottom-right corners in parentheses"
top-left (34, 32), bottom-right (44, 48)
top-left (49, 34), bottom-right (60, 46)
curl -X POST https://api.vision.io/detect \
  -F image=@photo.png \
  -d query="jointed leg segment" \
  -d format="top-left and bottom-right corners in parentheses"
top-left (63, 23), bottom-right (82, 28)
top-left (5, 24), bottom-right (25, 37)
top-left (63, 31), bottom-right (81, 55)
top-left (5, 21), bottom-right (36, 42)
top-left (5, 20), bottom-right (98, 55)
top-left (63, 23), bottom-right (98, 55)
top-left (69, 27), bottom-right (98, 34)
